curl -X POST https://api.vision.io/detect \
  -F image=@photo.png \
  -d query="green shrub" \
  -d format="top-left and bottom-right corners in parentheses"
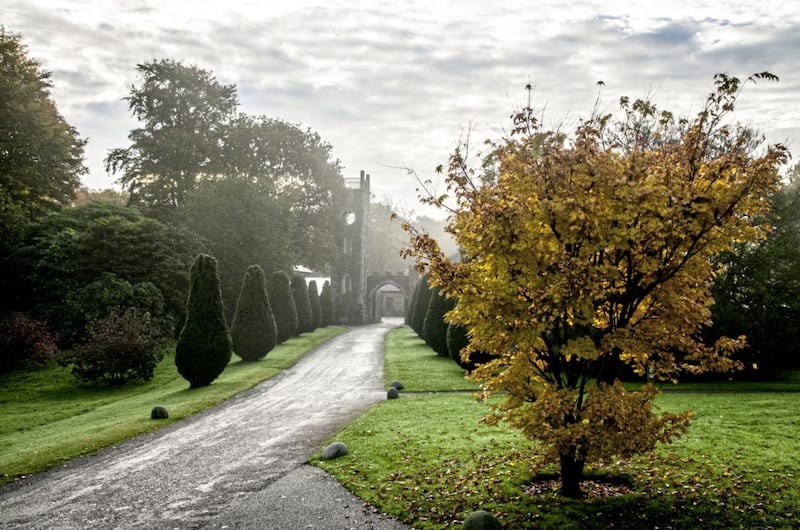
top-left (292, 274), bottom-right (314, 334)
top-left (62, 273), bottom-right (173, 347)
top-left (423, 286), bottom-right (454, 356)
top-left (447, 323), bottom-right (495, 371)
top-left (269, 270), bottom-right (298, 343)
top-left (410, 274), bottom-right (432, 337)
top-left (308, 280), bottom-right (322, 330)
top-left (231, 265), bottom-right (277, 362)
top-left (175, 254), bottom-right (232, 388)
top-left (406, 276), bottom-right (421, 326)
top-left (64, 309), bottom-right (167, 385)
top-left (320, 281), bottom-right (335, 326)
top-left (0, 313), bottom-right (58, 373)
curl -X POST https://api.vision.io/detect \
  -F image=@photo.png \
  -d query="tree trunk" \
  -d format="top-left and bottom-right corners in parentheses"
top-left (559, 452), bottom-right (586, 498)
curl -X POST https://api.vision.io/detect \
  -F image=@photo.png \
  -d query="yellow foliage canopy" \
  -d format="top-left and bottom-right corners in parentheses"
top-left (403, 74), bottom-right (788, 479)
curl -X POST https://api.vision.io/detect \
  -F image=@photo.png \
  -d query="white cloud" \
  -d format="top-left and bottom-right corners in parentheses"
top-left (2, 0), bottom-right (798, 218)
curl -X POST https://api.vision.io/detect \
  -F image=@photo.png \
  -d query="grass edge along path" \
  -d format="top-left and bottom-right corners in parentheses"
top-left (0, 326), bottom-right (348, 485)
top-left (314, 325), bottom-right (800, 529)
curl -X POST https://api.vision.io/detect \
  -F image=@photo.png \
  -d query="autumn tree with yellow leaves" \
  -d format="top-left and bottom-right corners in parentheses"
top-left (402, 74), bottom-right (788, 498)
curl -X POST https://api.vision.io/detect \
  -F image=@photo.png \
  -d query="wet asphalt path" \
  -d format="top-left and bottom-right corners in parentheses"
top-left (0, 318), bottom-right (410, 529)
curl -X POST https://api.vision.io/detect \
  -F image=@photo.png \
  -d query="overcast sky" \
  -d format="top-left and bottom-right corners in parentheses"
top-left (4, 1), bottom-right (799, 217)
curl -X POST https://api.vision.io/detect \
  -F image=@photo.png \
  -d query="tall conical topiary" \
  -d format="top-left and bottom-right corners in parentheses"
top-left (423, 286), bottom-right (455, 356)
top-left (231, 265), bottom-right (277, 362)
top-left (320, 281), bottom-right (335, 327)
top-left (308, 280), bottom-right (322, 330)
top-left (175, 254), bottom-right (232, 388)
top-left (447, 322), bottom-right (495, 370)
top-left (406, 277), bottom-right (421, 326)
top-left (268, 270), bottom-right (298, 344)
top-left (292, 273), bottom-right (314, 334)
top-left (411, 274), bottom-right (432, 337)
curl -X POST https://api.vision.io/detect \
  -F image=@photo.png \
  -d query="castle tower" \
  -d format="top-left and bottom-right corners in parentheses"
top-left (332, 170), bottom-right (370, 324)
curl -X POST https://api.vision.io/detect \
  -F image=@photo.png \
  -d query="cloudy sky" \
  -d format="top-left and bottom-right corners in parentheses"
top-left (4, 0), bottom-right (799, 217)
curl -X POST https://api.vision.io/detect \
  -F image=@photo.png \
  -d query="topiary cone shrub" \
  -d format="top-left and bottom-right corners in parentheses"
top-left (423, 286), bottom-right (455, 356)
top-left (308, 280), bottom-right (322, 330)
top-left (292, 273), bottom-right (314, 334)
top-left (446, 323), bottom-right (496, 371)
top-left (410, 274), bottom-right (432, 337)
top-left (320, 281), bottom-right (335, 327)
top-left (175, 254), bottom-right (232, 388)
top-left (269, 271), bottom-right (298, 343)
top-left (231, 265), bottom-right (278, 362)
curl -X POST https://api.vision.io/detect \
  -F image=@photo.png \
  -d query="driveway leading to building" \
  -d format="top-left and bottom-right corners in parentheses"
top-left (0, 318), bottom-right (409, 529)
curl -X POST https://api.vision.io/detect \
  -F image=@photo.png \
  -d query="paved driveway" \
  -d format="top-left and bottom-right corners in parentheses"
top-left (0, 318), bottom-right (410, 529)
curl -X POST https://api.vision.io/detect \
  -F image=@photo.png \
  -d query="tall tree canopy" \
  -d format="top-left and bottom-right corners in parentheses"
top-left (0, 27), bottom-right (85, 237)
top-left (106, 58), bottom-right (347, 272)
top-left (710, 164), bottom-right (800, 373)
top-left (403, 74), bottom-right (788, 497)
top-left (105, 59), bottom-right (238, 217)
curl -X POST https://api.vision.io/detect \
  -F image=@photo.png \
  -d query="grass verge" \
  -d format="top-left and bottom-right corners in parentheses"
top-left (314, 326), bottom-right (800, 529)
top-left (0, 326), bottom-right (347, 484)
top-left (383, 327), bottom-right (478, 392)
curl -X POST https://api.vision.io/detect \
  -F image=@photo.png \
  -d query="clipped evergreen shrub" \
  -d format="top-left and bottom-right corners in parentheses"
top-left (447, 323), bottom-right (496, 371)
top-left (231, 265), bottom-right (278, 362)
top-left (292, 274), bottom-right (314, 334)
top-left (406, 276), bottom-right (421, 326)
top-left (308, 280), bottom-right (322, 330)
top-left (269, 270), bottom-right (298, 343)
top-left (320, 281), bottom-right (335, 327)
top-left (423, 286), bottom-right (455, 355)
top-left (410, 274), bottom-right (432, 337)
top-left (175, 254), bottom-right (232, 388)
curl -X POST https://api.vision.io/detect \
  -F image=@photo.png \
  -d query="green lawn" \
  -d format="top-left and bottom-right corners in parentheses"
top-left (315, 326), bottom-right (800, 529)
top-left (0, 326), bottom-right (347, 484)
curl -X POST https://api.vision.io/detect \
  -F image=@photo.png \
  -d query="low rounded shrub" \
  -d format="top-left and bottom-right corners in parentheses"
top-left (64, 309), bottom-right (167, 385)
top-left (0, 313), bottom-right (58, 373)
top-left (387, 387), bottom-right (400, 399)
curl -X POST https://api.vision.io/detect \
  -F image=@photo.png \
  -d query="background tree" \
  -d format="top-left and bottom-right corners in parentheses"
top-left (403, 74), bottom-right (788, 497)
top-left (105, 59), bottom-right (238, 219)
top-left (8, 202), bottom-right (201, 342)
top-left (221, 115), bottom-right (348, 271)
top-left (0, 28), bottom-right (85, 313)
top-left (230, 265), bottom-right (277, 362)
top-left (183, 179), bottom-right (292, 318)
top-left (308, 280), bottom-right (322, 330)
top-left (175, 254), bottom-right (232, 388)
top-left (709, 165), bottom-right (800, 374)
top-left (320, 281), bottom-right (335, 327)
top-left (291, 273), bottom-right (314, 334)
top-left (269, 271), bottom-right (298, 343)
